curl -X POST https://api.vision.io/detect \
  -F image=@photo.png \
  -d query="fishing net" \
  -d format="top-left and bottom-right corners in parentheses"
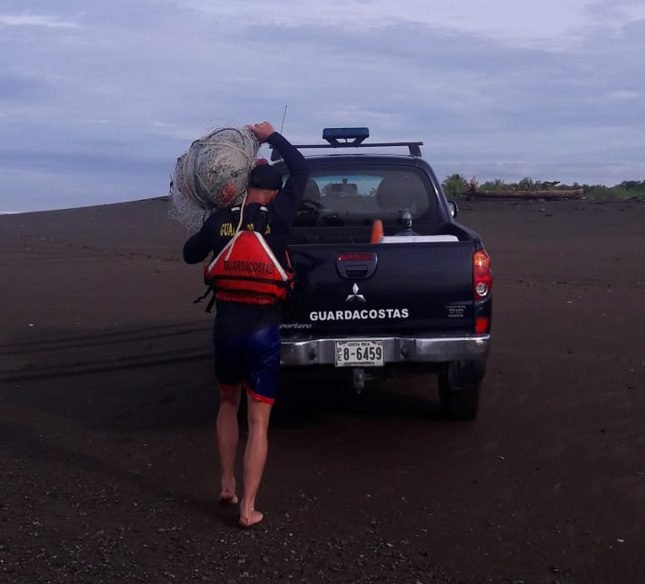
top-left (169, 127), bottom-right (259, 230)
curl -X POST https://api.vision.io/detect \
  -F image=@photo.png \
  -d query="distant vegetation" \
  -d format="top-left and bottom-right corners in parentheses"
top-left (442, 174), bottom-right (645, 200)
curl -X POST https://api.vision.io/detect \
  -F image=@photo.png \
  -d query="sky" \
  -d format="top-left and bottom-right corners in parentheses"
top-left (1, 0), bottom-right (644, 212)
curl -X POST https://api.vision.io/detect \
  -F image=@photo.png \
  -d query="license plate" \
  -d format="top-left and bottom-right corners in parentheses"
top-left (335, 340), bottom-right (384, 367)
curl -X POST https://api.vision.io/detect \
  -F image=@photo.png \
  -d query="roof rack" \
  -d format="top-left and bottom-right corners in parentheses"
top-left (270, 127), bottom-right (423, 161)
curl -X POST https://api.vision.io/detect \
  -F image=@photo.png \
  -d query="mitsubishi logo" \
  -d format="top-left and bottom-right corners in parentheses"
top-left (345, 282), bottom-right (366, 302)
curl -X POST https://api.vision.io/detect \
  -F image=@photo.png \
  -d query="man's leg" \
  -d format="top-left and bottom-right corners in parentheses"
top-left (240, 397), bottom-right (272, 526)
top-left (216, 384), bottom-right (241, 503)
top-left (239, 324), bottom-right (281, 527)
top-left (213, 316), bottom-right (244, 504)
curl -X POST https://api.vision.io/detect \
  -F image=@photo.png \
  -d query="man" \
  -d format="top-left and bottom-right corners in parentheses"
top-left (183, 122), bottom-right (308, 527)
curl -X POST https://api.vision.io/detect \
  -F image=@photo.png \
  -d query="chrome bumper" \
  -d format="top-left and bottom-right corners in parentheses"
top-left (281, 335), bottom-right (490, 366)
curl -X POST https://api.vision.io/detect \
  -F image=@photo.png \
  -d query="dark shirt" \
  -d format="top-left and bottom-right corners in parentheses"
top-left (183, 132), bottom-right (309, 332)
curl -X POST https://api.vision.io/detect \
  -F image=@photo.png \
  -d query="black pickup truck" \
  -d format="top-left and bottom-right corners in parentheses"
top-left (273, 128), bottom-right (492, 420)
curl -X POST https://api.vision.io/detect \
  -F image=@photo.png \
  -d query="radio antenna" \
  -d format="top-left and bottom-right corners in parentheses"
top-left (280, 105), bottom-right (287, 133)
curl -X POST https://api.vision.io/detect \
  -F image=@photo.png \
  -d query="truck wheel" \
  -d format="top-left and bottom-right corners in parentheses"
top-left (438, 360), bottom-right (485, 421)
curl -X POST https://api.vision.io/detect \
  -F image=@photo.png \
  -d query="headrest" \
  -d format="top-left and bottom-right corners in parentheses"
top-left (376, 175), bottom-right (428, 212)
top-left (303, 178), bottom-right (321, 202)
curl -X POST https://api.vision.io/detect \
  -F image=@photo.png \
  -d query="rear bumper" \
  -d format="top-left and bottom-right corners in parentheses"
top-left (281, 334), bottom-right (490, 366)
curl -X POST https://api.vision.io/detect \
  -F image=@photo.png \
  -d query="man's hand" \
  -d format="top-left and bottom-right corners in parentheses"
top-left (248, 121), bottom-right (275, 142)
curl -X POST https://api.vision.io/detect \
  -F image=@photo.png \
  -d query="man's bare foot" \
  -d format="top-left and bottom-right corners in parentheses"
top-left (219, 481), bottom-right (238, 505)
top-left (239, 509), bottom-right (264, 527)
top-left (219, 493), bottom-right (239, 505)
top-left (239, 499), bottom-right (264, 527)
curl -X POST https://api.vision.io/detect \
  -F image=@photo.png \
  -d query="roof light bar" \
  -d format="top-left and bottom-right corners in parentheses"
top-left (322, 127), bottom-right (370, 146)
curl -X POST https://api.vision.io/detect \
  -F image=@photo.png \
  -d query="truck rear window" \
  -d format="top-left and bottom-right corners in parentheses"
top-left (294, 167), bottom-right (437, 227)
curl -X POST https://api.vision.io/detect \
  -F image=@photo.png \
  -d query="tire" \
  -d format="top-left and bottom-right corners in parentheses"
top-left (438, 360), bottom-right (485, 420)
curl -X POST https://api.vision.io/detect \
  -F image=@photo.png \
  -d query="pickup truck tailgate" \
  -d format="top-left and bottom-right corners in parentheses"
top-left (282, 241), bottom-right (477, 335)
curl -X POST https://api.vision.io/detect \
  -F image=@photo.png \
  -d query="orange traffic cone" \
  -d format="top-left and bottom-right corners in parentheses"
top-left (370, 219), bottom-right (384, 244)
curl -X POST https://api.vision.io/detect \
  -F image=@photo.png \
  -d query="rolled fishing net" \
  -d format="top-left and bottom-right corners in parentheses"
top-left (169, 127), bottom-right (259, 230)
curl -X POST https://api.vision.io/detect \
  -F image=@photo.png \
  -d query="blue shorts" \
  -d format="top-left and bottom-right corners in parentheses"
top-left (213, 324), bottom-right (281, 404)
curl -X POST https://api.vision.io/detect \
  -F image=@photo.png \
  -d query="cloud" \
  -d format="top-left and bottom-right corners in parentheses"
top-left (606, 90), bottom-right (640, 100)
top-left (170, 0), bottom-right (645, 47)
top-left (0, 72), bottom-right (51, 101)
top-left (0, 13), bottom-right (80, 29)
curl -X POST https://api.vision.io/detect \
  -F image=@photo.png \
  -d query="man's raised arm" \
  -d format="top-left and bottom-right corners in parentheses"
top-left (247, 122), bottom-right (309, 226)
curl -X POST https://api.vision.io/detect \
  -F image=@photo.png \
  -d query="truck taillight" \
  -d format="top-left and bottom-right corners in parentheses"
top-left (473, 250), bottom-right (492, 300)
top-left (337, 253), bottom-right (376, 262)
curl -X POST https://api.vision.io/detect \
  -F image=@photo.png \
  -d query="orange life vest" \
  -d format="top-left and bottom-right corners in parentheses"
top-left (204, 230), bottom-right (294, 305)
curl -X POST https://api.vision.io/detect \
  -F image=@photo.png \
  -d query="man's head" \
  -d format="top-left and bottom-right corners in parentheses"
top-left (246, 163), bottom-right (283, 204)
top-left (249, 163), bottom-right (282, 190)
